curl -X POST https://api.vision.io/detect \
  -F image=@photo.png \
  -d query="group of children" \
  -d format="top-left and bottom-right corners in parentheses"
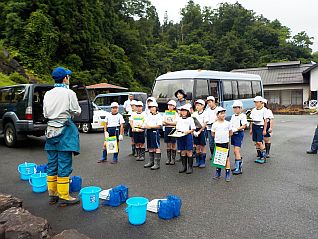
top-left (98, 91), bottom-right (274, 182)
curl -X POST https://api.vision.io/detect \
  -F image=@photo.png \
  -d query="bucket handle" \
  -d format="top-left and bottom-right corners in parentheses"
top-left (18, 165), bottom-right (36, 175)
top-left (125, 205), bottom-right (131, 213)
top-left (28, 178), bottom-right (47, 188)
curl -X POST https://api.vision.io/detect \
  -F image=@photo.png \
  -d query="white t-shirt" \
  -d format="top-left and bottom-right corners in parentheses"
top-left (144, 113), bottom-right (163, 127)
top-left (123, 99), bottom-right (132, 112)
top-left (205, 107), bottom-right (218, 130)
top-left (250, 107), bottom-right (267, 126)
top-left (265, 108), bottom-right (274, 122)
top-left (230, 113), bottom-right (248, 132)
top-left (211, 120), bottom-right (232, 143)
top-left (192, 111), bottom-right (209, 128)
top-left (106, 113), bottom-right (125, 127)
top-left (176, 117), bottom-right (196, 132)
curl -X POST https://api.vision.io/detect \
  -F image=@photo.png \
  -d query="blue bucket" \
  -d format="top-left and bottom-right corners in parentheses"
top-left (18, 163), bottom-right (37, 181)
top-left (36, 164), bottom-right (47, 173)
top-left (126, 197), bottom-right (149, 225)
top-left (29, 173), bottom-right (47, 193)
top-left (70, 176), bottom-right (82, 193)
top-left (80, 186), bottom-right (102, 211)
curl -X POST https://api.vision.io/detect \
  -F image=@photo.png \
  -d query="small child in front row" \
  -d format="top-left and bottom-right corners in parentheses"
top-left (230, 100), bottom-right (247, 175)
top-left (250, 96), bottom-right (267, 164)
top-left (130, 101), bottom-right (147, 161)
top-left (163, 100), bottom-right (178, 165)
top-left (262, 98), bottom-right (274, 158)
top-left (211, 107), bottom-right (233, 182)
top-left (143, 102), bottom-right (163, 170)
top-left (192, 99), bottom-right (209, 168)
top-left (98, 102), bottom-right (124, 164)
top-left (176, 104), bottom-right (196, 174)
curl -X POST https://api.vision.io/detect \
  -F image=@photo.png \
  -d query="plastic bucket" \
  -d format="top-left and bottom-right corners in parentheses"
top-left (126, 197), bottom-right (149, 225)
top-left (29, 173), bottom-right (47, 193)
top-left (70, 176), bottom-right (82, 193)
top-left (18, 163), bottom-right (37, 181)
top-left (80, 186), bottom-right (102, 211)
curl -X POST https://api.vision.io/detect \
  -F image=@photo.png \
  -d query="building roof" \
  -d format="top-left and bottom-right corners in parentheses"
top-left (86, 83), bottom-right (128, 90)
top-left (232, 62), bottom-right (313, 85)
top-left (303, 63), bottom-right (318, 74)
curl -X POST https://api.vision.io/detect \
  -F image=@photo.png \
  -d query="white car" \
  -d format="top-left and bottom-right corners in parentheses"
top-left (80, 104), bottom-right (109, 133)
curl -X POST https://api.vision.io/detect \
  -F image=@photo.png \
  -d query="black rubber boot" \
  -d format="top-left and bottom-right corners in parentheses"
top-left (186, 156), bottom-right (193, 174)
top-left (265, 143), bottom-right (271, 158)
top-left (144, 152), bottom-right (155, 168)
top-left (140, 148), bottom-right (145, 161)
top-left (170, 150), bottom-right (176, 165)
top-left (135, 148), bottom-right (141, 161)
top-left (151, 153), bottom-right (161, 170)
top-left (179, 156), bottom-right (187, 173)
top-left (166, 149), bottom-right (171, 165)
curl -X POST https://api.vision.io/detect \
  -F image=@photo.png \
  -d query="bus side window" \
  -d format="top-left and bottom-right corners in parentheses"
top-left (223, 81), bottom-right (233, 101)
top-left (195, 80), bottom-right (209, 99)
top-left (209, 80), bottom-right (219, 102)
top-left (232, 81), bottom-right (238, 100)
top-left (252, 81), bottom-right (262, 97)
top-left (238, 81), bottom-right (253, 98)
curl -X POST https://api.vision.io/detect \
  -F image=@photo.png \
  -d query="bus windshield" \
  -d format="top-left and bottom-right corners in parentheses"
top-left (152, 79), bottom-right (194, 99)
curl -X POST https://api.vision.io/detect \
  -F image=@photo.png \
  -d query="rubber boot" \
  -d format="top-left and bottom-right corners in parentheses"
top-left (111, 153), bottom-right (118, 164)
top-left (57, 177), bottom-right (79, 206)
top-left (255, 150), bottom-right (266, 164)
top-left (225, 169), bottom-right (231, 182)
top-left (135, 148), bottom-right (141, 161)
top-left (232, 160), bottom-right (242, 175)
top-left (144, 152), bottom-right (155, 168)
top-left (151, 153), bottom-right (161, 170)
top-left (166, 149), bottom-right (171, 165)
top-left (139, 148), bottom-right (145, 161)
top-left (210, 145), bottom-right (215, 160)
top-left (213, 168), bottom-right (221, 179)
top-left (179, 156), bottom-right (187, 173)
top-left (129, 144), bottom-right (136, 156)
top-left (199, 153), bottom-right (206, 168)
top-left (170, 150), bottom-right (176, 165)
top-left (193, 153), bottom-right (200, 167)
top-left (47, 175), bottom-right (59, 205)
top-left (265, 143), bottom-right (271, 158)
top-left (176, 152), bottom-right (182, 162)
top-left (256, 149), bottom-right (261, 158)
top-left (186, 156), bottom-right (193, 174)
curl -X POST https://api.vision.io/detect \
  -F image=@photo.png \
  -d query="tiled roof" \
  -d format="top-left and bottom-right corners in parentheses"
top-left (232, 62), bottom-right (313, 85)
top-left (86, 83), bottom-right (128, 90)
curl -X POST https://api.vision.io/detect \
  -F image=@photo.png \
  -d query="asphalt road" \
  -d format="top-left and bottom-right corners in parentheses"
top-left (1, 115), bottom-right (318, 239)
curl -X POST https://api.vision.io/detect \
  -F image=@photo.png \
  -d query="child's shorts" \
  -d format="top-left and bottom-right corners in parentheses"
top-left (193, 128), bottom-right (206, 146)
top-left (147, 129), bottom-right (160, 149)
top-left (215, 143), bottom-right (230, 157)
top-left (164, 127), bottom-right (177, 143)
top-left (252, 124), bottom-right (264, 143)
top-left (231, 131), bottom-right (244, 147)
top-left (133, 131), bottom-right (145, 144)
top-left (177, 134), bottom-right (193, 151)
top-left (264, 121), bottom-right (271, 138)
top-left (108, 127), bottom-right (120, 141)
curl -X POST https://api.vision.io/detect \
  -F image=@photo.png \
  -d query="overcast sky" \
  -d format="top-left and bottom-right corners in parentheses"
top-left (151, 0), bottom-right (318, 52)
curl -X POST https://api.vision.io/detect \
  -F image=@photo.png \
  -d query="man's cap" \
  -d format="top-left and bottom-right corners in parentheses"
top-left (232, 100), bottom-right (243, 108)
top-left (135, 101), bottom-right (143, 106)
top-left (167, 100), bottom-right (177, 107)
top-left (195, 99), bottom-right (205, 105)
top-left (206, 96), bottom-right (215, 101)
top-left (110, 102), bottom-right (119, 108)
top-left (52, 67), bottom-right (72, 82)
top-left (254, 96), bottom-right (263, 102)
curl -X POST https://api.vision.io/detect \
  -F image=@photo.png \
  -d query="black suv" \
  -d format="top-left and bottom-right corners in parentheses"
top-left (0, 84), bottom-right (93, 147)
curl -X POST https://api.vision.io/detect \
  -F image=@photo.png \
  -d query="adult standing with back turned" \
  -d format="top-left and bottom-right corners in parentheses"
top-left (43, 67), bottom-right (81, 207)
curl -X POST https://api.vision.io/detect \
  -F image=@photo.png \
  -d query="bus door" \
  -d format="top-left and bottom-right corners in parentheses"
top-left (208, 80), bottom-right (220, 104)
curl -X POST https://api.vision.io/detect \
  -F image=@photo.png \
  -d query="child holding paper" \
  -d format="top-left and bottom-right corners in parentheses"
top-left (98, 102), bottom-right (124, 164)
top-left (163, 100), bottom-right (178, 165)
top-left (211, 107), bottom-right (233, 182)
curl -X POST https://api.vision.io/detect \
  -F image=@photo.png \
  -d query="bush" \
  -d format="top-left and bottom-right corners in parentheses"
top-left (0, 73), bottom-right (15, 86)
top-left (9, 72), bottom-right (29, 84)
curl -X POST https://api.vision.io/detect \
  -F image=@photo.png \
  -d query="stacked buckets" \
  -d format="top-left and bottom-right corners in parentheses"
top-left (18, 162), bottom-right (47, 193)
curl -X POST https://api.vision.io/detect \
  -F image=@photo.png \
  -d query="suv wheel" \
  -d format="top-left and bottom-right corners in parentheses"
top-left (4, 123), bottom-right (17, 147)
top-left (81, 123), bottom-right (91, 133)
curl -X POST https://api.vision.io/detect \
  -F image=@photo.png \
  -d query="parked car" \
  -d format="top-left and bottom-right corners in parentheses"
top-left (0, 84), bottom-right (93, 147)
top-left (79, 103), bottom-right (109, 133)
top-left (93, 92), bottom-right (147, 114)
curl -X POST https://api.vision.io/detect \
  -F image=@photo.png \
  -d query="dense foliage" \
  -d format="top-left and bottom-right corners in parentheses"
top-left (0, 0), bottom-right (315, 90)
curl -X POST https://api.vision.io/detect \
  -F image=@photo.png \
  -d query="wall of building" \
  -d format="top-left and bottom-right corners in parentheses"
top-left (310, 67), bottom-right (318, 91)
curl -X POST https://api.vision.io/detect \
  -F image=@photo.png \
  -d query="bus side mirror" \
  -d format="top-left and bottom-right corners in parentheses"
top-left (186, 92), bottom-right (192, 100)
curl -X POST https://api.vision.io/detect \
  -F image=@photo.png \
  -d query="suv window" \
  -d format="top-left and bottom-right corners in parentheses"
top-left (0, 88), bottom-right (11, 103)
top-left (105, 96), bottom-right (120, 105)
top-left (11, 86), bottom-right (26, 103)
top-left (119, 95), bottom-right (128, 105)
top-left (94, 97), bottom-right (104, 106)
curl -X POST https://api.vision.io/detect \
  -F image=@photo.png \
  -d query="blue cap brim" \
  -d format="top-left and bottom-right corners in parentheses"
top-left (66, 69), bottom-right (72, 75)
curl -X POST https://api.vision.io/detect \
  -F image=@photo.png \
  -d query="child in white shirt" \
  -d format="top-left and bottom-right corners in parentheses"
top-left (262, 98), bottom-right (274, 158)
top-left (211, 107), bottom-right (233, 182)
top-left (205, 96), bottom-right (218, 157)
top-left (144, 102), bottom-right (163, 170)
top-left (230, 100), bottom-right (247, 175)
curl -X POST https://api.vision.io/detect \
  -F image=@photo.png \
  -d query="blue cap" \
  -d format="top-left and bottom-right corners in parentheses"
top-left (52, 67), bottom-right (72, 82)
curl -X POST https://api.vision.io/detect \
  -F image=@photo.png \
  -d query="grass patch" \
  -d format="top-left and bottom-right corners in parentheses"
top-left (0, 72), bottom-right (16, 87)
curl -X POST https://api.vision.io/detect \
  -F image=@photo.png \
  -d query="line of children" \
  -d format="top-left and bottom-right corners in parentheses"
top-left (192, 99), bottom-right (209, 168)
top-left (98, 102), bottom-right (124, 164)
top-left (262, 98), bottom-right (274, 158)
top-left (143, 101), bottom-right (163, 170)
top-left (163, 100), bottom-right (178, 165)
